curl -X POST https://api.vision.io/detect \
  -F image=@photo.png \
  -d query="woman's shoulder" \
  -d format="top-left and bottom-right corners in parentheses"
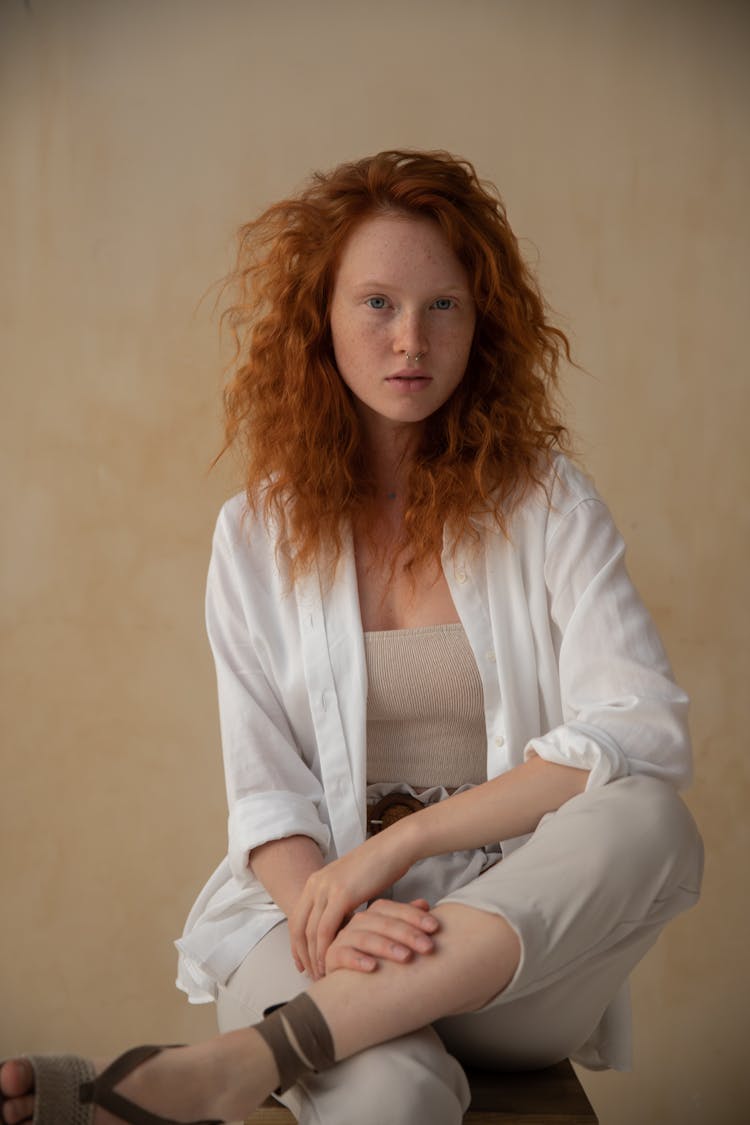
top-left (212, 490), bottom-right (280, 561)
top-left (471, 455), bottom-right (607, 543)
top-left (208, 491), bottom-right (297, 601)
top-left (216, 490), bottom-right (251, 530)
top-left (546, 453), bottom-right (605, 512)
top-left (504, 453), bottom-right (604, 523)
top-left (493, 454), bottom-right (615, 554)
top-left (539, 455), bottom-right (624, 559)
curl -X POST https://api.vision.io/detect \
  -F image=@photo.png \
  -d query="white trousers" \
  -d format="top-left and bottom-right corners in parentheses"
top-left (216, 776), bottom-right (703, 1125)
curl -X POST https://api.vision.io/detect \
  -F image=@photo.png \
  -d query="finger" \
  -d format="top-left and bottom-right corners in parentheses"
top-left (293, 936), bottom-right (315, 979)
top-left (287, 914), bottom-right (308, 975)
top-left (345, 912), bottom-right (436, 957)
top-left (306, 889), bottom-right (347, 979)
top-left (305, 899), bottom-right (328, 980)
top-left (367, 898), bottom-right (440, 934)
top-left (325, 943), bottom-right (378, 974)
top-left (314, 896), bottom-right (349, 976)
top-left (338, 927), bottom-right (416, 963)
top-left (288, 928), bottom-right (307, 976)
top-left (409, 899), bottom-right (440, 931)
top-left (292, 896), bottom-right (319, 980)
top-left (406, 900), bottom-right (440, 931)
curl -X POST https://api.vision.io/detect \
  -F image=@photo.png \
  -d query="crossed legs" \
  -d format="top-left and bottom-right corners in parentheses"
top-left (0, 906), bottom-right (517, 1125)
top-left (1, 777), bottom-right (702, 1124)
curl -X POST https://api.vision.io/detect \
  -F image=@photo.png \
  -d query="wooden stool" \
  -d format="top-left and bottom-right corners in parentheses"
top-left (244, 1058), bottom-right (598, 1123)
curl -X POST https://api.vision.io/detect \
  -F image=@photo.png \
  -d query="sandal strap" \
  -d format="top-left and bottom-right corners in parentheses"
top-left (81, 1045), bottom-right (166, 1097)
top-left (254, 992), bottom-right (336, 1095)
top-left (78, 1045), bottom-right (223, 1125)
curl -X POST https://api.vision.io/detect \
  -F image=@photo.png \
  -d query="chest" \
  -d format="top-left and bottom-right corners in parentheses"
top-left (354, 540), bottom-right (460, 631)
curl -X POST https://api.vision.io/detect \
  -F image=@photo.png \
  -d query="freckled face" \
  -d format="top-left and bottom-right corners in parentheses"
top-left (329, 213), bottom-right (476, 440)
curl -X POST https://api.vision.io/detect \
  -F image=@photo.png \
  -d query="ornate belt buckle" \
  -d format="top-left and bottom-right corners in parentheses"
top-left (367, 792), bottom-right (424, 835)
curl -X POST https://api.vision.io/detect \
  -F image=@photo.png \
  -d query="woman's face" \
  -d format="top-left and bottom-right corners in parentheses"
top-left (329, 212), bottom-right (476, 441)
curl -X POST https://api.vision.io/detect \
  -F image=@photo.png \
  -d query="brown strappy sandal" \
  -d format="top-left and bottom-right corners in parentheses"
top-left (1, 1045), bottom-right (223, 1125)
top-left (1, 991), bottom-right (337, 1123)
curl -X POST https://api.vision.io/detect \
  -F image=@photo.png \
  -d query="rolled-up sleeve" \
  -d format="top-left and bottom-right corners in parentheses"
top-left (524, 490), bottom-right (691, 789)
top-left (207, 504), bottom-right (331, 884)
top-left (227, 792), bottom-right (330, 882)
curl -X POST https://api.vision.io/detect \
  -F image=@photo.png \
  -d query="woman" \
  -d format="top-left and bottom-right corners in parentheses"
top-left (1, 150), bottom-right (703, 1125)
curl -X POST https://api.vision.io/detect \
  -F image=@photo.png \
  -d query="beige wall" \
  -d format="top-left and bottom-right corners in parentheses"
top-left (1, 1), bottom-right (747, 1121)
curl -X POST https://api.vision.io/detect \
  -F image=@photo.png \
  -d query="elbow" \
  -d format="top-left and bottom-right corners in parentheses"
top-left (525, 750), bottom-right (591, 803)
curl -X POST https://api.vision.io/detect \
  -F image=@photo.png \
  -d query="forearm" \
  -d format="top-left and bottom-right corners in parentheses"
top-left (288, 755), bottom-right (590, 977)
top-left (397, 754), bottom-right (590, 864)
top-left (249, 834), bottom-right (326, 918)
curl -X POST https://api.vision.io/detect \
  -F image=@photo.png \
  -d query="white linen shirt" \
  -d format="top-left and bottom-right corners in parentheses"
top-left (176, 455), bottom-right (691, 1046)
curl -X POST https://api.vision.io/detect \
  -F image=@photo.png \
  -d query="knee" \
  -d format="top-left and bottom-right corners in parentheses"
top-left (592, 775), bottom-right (704, 892)
top-left (621, 775), bottom-right (701, 862)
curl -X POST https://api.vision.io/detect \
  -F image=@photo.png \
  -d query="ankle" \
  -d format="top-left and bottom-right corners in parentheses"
top-left (252, 993), bottom-right (336, 1094)
top-left (207, 1028), bottom-right (280, 1119)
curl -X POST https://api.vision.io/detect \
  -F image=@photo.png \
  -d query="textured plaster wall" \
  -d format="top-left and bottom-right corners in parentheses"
top-left (1, 2), bottom-right (747, 1121)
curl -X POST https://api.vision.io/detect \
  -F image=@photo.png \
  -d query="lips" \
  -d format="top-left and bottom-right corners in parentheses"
top-left (387, 375), bottom-right (431, 383)
top-left (391, 371), bottom-right (431, 384)
top-left (388, 368), bottom-right (432, 380)
top-left (385, 373), bottom-right (433, 393)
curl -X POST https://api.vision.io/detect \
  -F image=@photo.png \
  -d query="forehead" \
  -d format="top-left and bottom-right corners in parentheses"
top-left (334, 212), bottom-right (469, 285)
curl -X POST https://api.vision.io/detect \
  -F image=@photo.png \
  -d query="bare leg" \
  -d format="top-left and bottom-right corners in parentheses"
top-left (0, 905), bottom-right (517, 1124)
top-left (308, 905), bottom-right (519, 1059)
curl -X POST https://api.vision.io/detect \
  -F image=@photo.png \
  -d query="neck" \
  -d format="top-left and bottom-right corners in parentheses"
top-left (359, 418), bottom-right (423, 499)
top-left (369, 448), bottom-right (413, 510)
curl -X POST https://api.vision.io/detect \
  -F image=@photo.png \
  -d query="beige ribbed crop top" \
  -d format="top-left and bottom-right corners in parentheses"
top-left (364, 623), bottom-right (487, 789)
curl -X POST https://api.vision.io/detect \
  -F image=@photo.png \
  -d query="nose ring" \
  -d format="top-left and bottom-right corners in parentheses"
top-left (405, 351), bottom-right (425, 362)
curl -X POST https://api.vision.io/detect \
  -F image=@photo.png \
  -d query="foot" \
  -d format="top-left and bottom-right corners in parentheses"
top-left (0, 1029), bottom-right (279, 1125)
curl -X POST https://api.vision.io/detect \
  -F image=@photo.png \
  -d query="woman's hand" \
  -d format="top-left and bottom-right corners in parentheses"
top-left (324, 898), bottom-right (439, 975)
top-left (288, 829), bottom-right (419, 978)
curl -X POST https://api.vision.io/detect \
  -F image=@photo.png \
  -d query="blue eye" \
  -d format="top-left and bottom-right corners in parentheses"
top-left (365, 296), bottom-right (388, 309)
top-left (432, 298), bottom-right (455, 310)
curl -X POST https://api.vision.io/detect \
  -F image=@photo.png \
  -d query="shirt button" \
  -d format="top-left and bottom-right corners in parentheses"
top-left (495, 735), bottom-right (505, 748)
top-left (455, 569), bottom-right (467, 584)
top-left (486, 651), bottom-right (496, 663)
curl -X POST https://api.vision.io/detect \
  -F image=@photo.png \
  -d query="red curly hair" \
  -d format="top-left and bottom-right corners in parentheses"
top-left (220, 149), bottom-right (570, 578)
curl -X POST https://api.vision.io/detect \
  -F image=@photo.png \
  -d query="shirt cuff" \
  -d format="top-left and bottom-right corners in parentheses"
top-left (523, 721), bottom-right (631, 789)
top-left (228, 790), bottom-right (332, 883)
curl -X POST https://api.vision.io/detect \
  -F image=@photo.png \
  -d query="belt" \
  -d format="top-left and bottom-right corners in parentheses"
top-left (366, 792), bottom-right (424, 835)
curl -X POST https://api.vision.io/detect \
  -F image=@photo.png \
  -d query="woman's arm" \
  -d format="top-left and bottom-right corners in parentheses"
top-left (251, 834), bottom-right (442, 979)
top-left (399, 753), bottom-right (589, 862)
top-left (207, 503), bottom-right (335, 880)
top-left (290, 754), bottom-right (589, 977)
top-left (249, 835), bottom-right (326, 920)
top-left (523, 467), bottom-right (691, 787)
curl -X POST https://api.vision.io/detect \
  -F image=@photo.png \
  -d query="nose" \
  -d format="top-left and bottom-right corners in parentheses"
top-left (393, 309), bottom-right (428, 362)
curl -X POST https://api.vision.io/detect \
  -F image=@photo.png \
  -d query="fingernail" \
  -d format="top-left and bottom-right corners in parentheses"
top-left (416, 936), bottom-right (433, 952)
top-left (422, 917), bottom-right (439, 931)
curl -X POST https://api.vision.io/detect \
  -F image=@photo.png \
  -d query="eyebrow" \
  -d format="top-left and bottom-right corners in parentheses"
top-left (350, 279), bottom-right (470, 292)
